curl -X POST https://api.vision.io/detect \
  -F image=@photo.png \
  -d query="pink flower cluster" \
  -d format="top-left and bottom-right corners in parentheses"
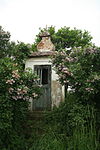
top-left (12, 95), bottom-right (29, 101)
top-left (8, 85), bottom-right (38, 100)
top-left (32, 92), bottom-right (38, 98)
top-left (13, 63), bottom-right (18, 67)
top-left (6, 79), bottom-right (15, 84)
top-left (65, 57), bottom-right (74, 62)
top-left (85, 87), bottom-right (94, 92)
top-left (5, 68), bottom-right (39, 101)
top-left (86, 79), bottom-right (94, 83)
top-left (87, 75), bottom-right (100, 83)
top-left (59, 74), bottom-right (66, 78)
top-left (9, 87), bottom-right (29, 100)
top-left (12, 70), bottom-right (20, 79)
top-left (8, 87), bottom-right (14, 93)
top-left (17, 87), bottom-right (28, 95)
top-left (6, 70), bottom-right (20, 85)
top-left (85, 48), bottom-right (96, 54)
top-left (61, 67), bottom-right (73, 76)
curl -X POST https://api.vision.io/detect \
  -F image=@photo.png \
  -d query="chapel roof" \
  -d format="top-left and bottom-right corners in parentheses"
top-left (29, 51), bottom-right (54, 57)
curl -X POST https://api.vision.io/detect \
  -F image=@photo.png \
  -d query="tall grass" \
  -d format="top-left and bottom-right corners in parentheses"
top-left (28, 94), bottom-right (100, 150)
top-left (29, 128), bottom-right (66, 150)
top-left (67, 106), bottom-right (100, 150)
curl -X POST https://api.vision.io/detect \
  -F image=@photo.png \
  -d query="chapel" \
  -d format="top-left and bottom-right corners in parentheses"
top-left (25, 32), bottom-right (64, 110)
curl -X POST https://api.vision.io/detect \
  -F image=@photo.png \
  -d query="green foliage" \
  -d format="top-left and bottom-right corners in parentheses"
top-left (0, 26), bottom-right (42, 149)
top-left (51, 36), bottom-right (100, 149)
top-left (0, 25), bottom-right (32, 69)
top-left (43, 93), bottom-right (100, 150)
top-left (35, 26), bottom-right (93, 50)
top-left (67, 108), bottom-right (99, 150)
top-left (29, 130), bottom-right (66, 150)
top-left (0, 57), bottom-right (41, 149)
top-left (45, 93), bottom-right (90, 135)
top-left (11, 42), bottom-right (31, 68)
top-left (52, 47), bottom-right (100, 107)
top-left (0, 26), bottom-right (11, 58)
top-left (28, 93), bottom-right (99, 150)
top-left (55, 27), bottom-right (92, 49)
top-left (31, 43), bottom-right (37, 52)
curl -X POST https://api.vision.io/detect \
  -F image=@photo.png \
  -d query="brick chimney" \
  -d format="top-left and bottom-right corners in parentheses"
top-left (37, 32), bottom-right (55, 52)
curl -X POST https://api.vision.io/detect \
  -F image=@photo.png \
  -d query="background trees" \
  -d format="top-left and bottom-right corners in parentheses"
top-left (0, 26), bottom-right (31, 69)
top-left (0, 26), bottom-right (11, 58)
top-left (34, 26), bottom-right (93, 51)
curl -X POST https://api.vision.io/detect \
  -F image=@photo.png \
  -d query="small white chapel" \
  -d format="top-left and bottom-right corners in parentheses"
top-left (25, 32), bottom-right (64, 111)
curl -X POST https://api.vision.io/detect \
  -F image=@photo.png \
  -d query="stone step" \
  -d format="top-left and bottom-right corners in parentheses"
top-left (28, 111), bottom-right (46, 121)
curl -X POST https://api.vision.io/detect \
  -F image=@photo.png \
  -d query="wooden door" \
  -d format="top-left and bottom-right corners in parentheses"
top-left (33, 65), bottom-right (51, 110)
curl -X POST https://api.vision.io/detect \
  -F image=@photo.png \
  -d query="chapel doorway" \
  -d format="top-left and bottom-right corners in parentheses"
top-left (33, 65), bottom-right (51, 110)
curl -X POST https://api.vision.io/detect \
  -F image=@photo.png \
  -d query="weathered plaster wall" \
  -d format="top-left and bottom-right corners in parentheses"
top-left (37, 36), bottom-right (55, 52)
top-left (51, 69), bottom-right (65, 107)
top-left (25, 57), bottom-right (52, 69)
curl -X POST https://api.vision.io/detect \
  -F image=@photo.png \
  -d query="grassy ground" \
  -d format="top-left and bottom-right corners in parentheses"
top-left (25, 109), bottom-right (100, 150)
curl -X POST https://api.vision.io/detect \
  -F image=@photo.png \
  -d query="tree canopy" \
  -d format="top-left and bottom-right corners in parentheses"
top-left (0, 26), bottom-right (11, 58)
top-left (34, 26), bottom-right (93, 51)
top-left (0, 26), bottom-right (31, 68)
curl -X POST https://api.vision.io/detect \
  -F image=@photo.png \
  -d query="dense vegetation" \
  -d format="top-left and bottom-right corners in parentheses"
top-left (0, 25), bottom-right (100, 149)
top-left (0, 26), bottom-right (41, 149)
top-left (32, 26), bottom-right (94, 51)
top-left (29, 94), bottom-right (99, 150)
top-left (30, 26), bottom-right (100, 150)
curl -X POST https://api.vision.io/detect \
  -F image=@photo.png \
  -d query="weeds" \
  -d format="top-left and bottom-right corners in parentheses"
top-left (28, 93), bottom-right (100, 150)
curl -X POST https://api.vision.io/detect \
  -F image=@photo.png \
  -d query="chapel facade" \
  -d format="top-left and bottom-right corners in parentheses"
top-left (25, 32), bottom-right (64, 110)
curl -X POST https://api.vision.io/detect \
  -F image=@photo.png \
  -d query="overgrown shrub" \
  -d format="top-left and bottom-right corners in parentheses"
top-left (0, 57), bottom-right (41, 150)
top-left (52, 48), bottom-right (100, 108)
top-left (28, 92), bottom-right (100, 150)
top-left (43, 93), bottom-right (100, 150)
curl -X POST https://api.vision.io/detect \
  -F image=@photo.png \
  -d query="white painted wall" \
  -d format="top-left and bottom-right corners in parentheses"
top-left (25, 57), bottom-right (51, 69)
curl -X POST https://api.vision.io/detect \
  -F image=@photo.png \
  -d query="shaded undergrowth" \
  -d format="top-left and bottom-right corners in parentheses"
top-left (27, 93), bottom-right (100, 150)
